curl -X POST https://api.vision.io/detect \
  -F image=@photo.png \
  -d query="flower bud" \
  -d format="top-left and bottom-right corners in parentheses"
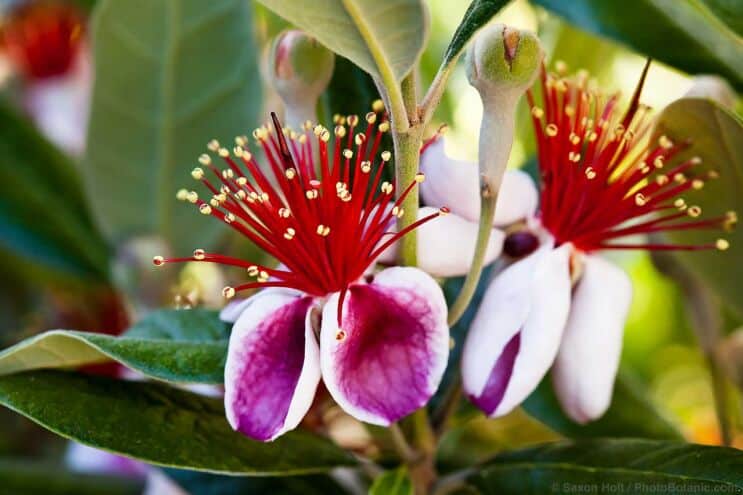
top-left (269, 30), bottom-right (335, 129)
top-left (467, 24), bottom-right (542, 99)
top-left (466, 24), bottom-right (542, 195)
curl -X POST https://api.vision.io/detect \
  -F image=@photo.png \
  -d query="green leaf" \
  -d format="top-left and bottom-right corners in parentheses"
top-left (256, 0), bottom-right (428, 81)
top-left (0, 370), bottom-right (355, 474)
top-left (84, 0), bottom-right (262, 250)
top-left (0, 459), bottom-right (144, 495)
top-left (523, 371), bottom-right (683, 440)
top-left (370, 467), bottom-right (413, 495)
top-left (532, 0), bottom-right (743, 89)
top-left (652, 98), bottom-right (743, 318)
top-left (166, 469), bottom-right (350, 495)
top-left (467, 438), bottom-right (743, 494)
top-left (443, 0), bottom-right (510, 65)
top-left (0, 309), bottom-right (229, 384)
top-left (0, 100), bottom-right (109, 279)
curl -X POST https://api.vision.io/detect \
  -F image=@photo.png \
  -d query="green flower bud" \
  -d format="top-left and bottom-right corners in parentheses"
top-left (269, 30), bottom-right (335, 129)
top-left (466, 24), bottom-right (543, 196)
top-left (466, 24), bottom-right (542, 98)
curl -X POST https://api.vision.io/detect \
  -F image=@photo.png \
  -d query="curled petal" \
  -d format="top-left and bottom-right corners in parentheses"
top-left (419, 139), bottom-right (538, 225)
top-left (552, 254), bottom-right (632, 423)
top-left (321, 267), bottom-right (449, 425)
top-left (462, 244), bottom-right (571, 417)
top-left (377, 206), bottom-right (505, 277)
top-left (224, 289), bottom-right (320, 441)
top-left (219, 286), bottom-right (300, 323)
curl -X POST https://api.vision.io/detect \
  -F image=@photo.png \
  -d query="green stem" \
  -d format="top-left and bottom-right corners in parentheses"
top-left (389, 422), bottom-right (417, 463)
top-left (446, 194), bottom-right (497, 326)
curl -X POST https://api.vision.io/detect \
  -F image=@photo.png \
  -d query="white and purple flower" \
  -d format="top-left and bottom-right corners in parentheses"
top-left (156, 109), bottom-right (450, 441)
top-left (421, 64), bottom-right (734, 424)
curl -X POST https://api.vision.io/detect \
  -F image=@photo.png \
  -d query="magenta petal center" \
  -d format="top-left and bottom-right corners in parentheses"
top-left (469, 331), bottom-right (521, 415)
top-left (333, 283), bottom-right (440, 423)
top-left (227, 296), bottom-right (314, 441)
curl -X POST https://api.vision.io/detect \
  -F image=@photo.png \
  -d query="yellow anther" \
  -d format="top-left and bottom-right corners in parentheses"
top-left (674, 172), bottom-right (686, 183)
top-left (152, 256), bottom-right (165, 266)
top-left (199, 204), bottom-right (212, 215)
top-left (186, 191), bottom-right (199, 203)
top-left (531, 107), bottom-right (544, 119)
top-left (303, 120), bottom-right (313, 131)
top-left (381, 182), bottom-right (393, 194)
top-left (235, 135), bottom-right (247, 147)
top-left (207, 139), bottom-right (220, 151)
top-left (191, 167), bottom-right (204, 180)
top-left (716, 239), bottom-right (730, 251)
top-left (247, 265), bottom-right (259, 276)
top-left (320, 129), bottom-right (331, 142)
top-left (674, 198), bottom-right (687, 210)
top-left (193, 249), bottom-right (206, 260)
top-left (261, 192), bottom-right (269, 202)
top-left (347, 115), bottom-right (359, 127)
top-left (372, 99), bottom-right (385, 112)
top-left (222, 169), bottom-right (234, 179)
top-left (687, 205), bottom-right (702, 217)
top-left (284, 227), bottom-right (296, 240)
top-left (355, 133), bottom-right (366, 146)
top-left (335, 329), bottom-right (347, 341)
top-left (585, 167), bottom-right (596, 180)
top-left (565, 105), bottom-right (575, 117)
top-left (225, 213), bottom-right (235, 223)
top-left (361, 161), bottom-right (372, 173)
top-left (235, 190), bottom-right (247, 200)
top-left (641, 165), bottom-right (651, 174)
top-left (439, 207), bottom-right (450, 216)
top-left (306, 190), bottom-right (319, 200)
top-left (285, 168), bottom-right (297, 180)
top-left (378, 121), bottom-right (390, 133)
top-left (210, 198), bottom-right (219, 208)
top-left (222, 286), bottom-right (236, 299)
top-left (343, 149), bottom-right (353, 159)
top-left (198, 154), bottom-right (211, 165)
top-left (569, 133), bottom-right (581, 145)
top-left (658, 135), bottom-right (673, 149)
top-left (236, 177), bottom-right (247, 186)
top-left (568, 151), bottom-right (581, 163)
top-left (316, 224), bottom-right (330, 236)
top-left (298, 134), bottom-right (308, 144)
top-left (233, 146), bottom-right (244, 157)
top-left (656, 174), bottom-right (669, 186)
top-left (653, 156), bottom-right (665, 169)
top-left (635, 193), bottom-right (647, 206)
top-left (708, 170), bottom-right (720, 180)
top-left (278, 207), bottom-right (291, 218)
top-left (176, 188), bottom-right (189, 201)
top-left (691, 156), bottom-right (702, 165)
top-left (366, 112), bottom-right (377, 124)
top-left (555, 60), bottom-right (568, 74)
top-left (334, 125), bottom-right (347, 138)
top-left (692, 179), bottom-right (705, 190)
top-left (545, 124), bottom-right (558, 137)
top-left (588, 131), bottom-right (598, 142)
top-left (415, 172), bottom-right (425, 183)
top-left (381, 151), bottom-right (392, 162)
top-left (218, 147), bottom-right (229, 157)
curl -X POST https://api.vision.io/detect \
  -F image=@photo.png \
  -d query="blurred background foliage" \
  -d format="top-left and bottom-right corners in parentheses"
top-left (0, 0), bottom-right (740, 492)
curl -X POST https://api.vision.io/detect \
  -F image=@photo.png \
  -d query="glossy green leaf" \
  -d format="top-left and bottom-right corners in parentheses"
top-left (0, 371), bottom-right (355, 474)
top-left (532, 0), bottom-right (743, 89)
top-left (443, 0), bottom-right (510, 65)
top-left (652, 98), bottom-right (743, 318)
top-left (0, 459), bottom-right (143, 495)
top-left (0, 309), bottom-right (229, 384)
top-left (256, 0), bottom-right (428, 81)
top-left (523, 371), bottom-right (683, 440)
top-left (0, 100), bottom-right (109, 279)
top-left (467, 438), bottom-right (743, 494)
top-left (166, 469), bottom-right (349, 495)
top-left (84, 0), bottom-right (262, 250)
top-left (370, 467), bottom-right (413, 495)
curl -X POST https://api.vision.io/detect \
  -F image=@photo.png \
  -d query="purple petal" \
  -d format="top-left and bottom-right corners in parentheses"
top-left (462, 243), bottom-right (572, 417)
top-left (321, 267), bottom-right (449, 425)
top-left (224, 290), bottom-right (320, 441)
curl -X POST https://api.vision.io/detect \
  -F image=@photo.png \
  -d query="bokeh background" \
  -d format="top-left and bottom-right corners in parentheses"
top-left (0, 0), bottom-right (740, 486)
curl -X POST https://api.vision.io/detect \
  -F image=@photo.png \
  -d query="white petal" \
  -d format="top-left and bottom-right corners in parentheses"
top-left (219, 286), bottom-right (301, 323)
top-left (552, 254), bottom-right (632, 423)
top-left (462, 243), bottom-right (571, 417)
top-left (224, 289), bottom-right (320, 441)
top-left (419, 139), bottom-right (539, 226)
top-left (320, 267), bottom-right (449, 426)
top-left (376, 207), bottom-right (504, 277)
top-left (65, 442), bottom-right (146, 477)
top-left (142, 470), bottom-right (188, 495)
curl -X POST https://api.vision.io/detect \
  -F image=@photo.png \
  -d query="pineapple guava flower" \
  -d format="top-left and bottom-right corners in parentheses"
top-left (155, 108), bottom-right (450, 441)
top-left (461, 62), bottom-right (736, 423)
top-left (0, 0), bottom-right (90, 154)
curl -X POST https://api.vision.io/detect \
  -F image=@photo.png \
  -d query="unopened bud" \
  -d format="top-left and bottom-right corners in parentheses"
top-left (269, 30), bottom-right (335, 129)
top-left (467, 24), bottom-right (543, 195)
top-left (466, 24), bottom-right (542, 98)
